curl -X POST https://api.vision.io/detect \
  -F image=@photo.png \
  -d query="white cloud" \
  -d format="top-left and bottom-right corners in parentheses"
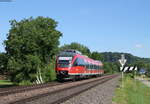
top-left (135, 44), bottom-right (143, 48)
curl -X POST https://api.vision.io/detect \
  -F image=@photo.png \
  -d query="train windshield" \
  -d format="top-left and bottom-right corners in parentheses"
top-left (57, 57), bottom-right (72, 68)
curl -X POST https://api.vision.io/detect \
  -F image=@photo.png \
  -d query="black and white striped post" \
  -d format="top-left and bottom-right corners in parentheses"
top-left (121, 66), bottom-right (138, 78)
top-left (119, 54), bottom-right (138, 88)
top-left (119, 54), bottom-right (127, 88)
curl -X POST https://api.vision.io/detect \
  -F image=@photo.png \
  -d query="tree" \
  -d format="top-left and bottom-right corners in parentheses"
top-left (4, 16), bottom-right (62, 84)
top-left (111, 62), bottom-right (120, 73)
top-left (103, 62), bottom-right (120, 74)
top-left (60, 42), bottom-right (91, 56)
top-left (90, 51), bottom-right (104, 61)
top-left (0, 53), bottom-right (8, 74)
top-left (133, 61), bottom-right (145, 71)
top-left (103, 62), bottom-right (113, 73)
top-left (101, 52), bottom-right (150, 64)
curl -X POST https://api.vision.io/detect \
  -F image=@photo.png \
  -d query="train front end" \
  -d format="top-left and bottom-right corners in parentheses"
top-left (56, 56), bottom-right (72, 80)
top-left (55, 50), bottom-right (78, 81)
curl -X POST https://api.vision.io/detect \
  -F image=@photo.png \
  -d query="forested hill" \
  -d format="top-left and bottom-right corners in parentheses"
top-left (101, 52), bottom-right (150, 64)
top-left (60, 42), bottom-right (150, 65)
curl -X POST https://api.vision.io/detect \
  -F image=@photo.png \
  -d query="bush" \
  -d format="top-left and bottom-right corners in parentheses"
top-left (19, 80), bottom-right (32, 85)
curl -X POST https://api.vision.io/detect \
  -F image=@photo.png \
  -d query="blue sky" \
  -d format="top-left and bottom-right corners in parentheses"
top-left (0, 0), bottom-right (150, 58)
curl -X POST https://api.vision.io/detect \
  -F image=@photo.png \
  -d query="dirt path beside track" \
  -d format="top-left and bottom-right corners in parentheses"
top-left (136, 77), bottom-right (150, 87)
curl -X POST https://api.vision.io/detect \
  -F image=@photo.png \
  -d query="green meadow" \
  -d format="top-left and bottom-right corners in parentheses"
top-left (0, 80), bottom-right (13, 85)
top-left (113, 75), bottom-right (150, 104)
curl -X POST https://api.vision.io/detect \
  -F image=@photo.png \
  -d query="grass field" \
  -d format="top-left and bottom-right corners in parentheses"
top-left (113, 75), bottom-right (150, 104)
top-left (0, 80), bottom-right (13, 85)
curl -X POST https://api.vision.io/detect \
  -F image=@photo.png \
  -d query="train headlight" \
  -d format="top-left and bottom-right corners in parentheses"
top-left (60, 71), bottom-right (68, 75)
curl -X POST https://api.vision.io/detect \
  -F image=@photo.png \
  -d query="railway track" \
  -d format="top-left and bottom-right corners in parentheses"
top-left (0, 74), bottom-right (111, 96)
top-left (0, 74), bottom-right (119, 104)
top-left (0, 82), bottom-right (63, 97)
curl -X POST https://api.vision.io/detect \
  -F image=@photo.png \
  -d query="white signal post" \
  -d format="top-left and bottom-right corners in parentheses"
top-left (134, 67), bottom-right (138, 79)
top-left (119, 54), bottom-right (127, 88)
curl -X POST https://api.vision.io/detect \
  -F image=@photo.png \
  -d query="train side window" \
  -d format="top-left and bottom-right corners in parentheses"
top-left (90, 64), bottom-right (92, 69)
top-left (87, 64), bottom-right (90, 69)
top-left (96, 65), bottom-right (98, 70)
top-left (93, 65), bottom-right (95, 69)
top-left (88, 64), bottom-right (90, 69)
top-left (98, 66), bottom-right (100, 70)
top-left (73, 58), bottom-right (78, 66)
top-left (92, 64), bottom-right (94, 69)
top-left (79, 58), bottom-right (86, 66)
top-left (97, 65), bottom-right (99, 70)
top-left (93, 64), bottom-right (95, 70)
top-left (73, 58), bottom-right (85, 67)
top-left (89, 64), bottom-right (92, 69)
top-left (90, 64), bottom-right (93, 69)
top-left (86, 62), bottom-right (89, 69)
top-left (94, 65), bottom-right (96, 69)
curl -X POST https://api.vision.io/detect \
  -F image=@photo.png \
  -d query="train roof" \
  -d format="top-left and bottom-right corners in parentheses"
top-left (64, 49), bottom-right (82, 54)
top-left (76, 54), bottom-right (103, 65)
top-left (58, 49), bottom-right (103, 65)
top-left (58, 49), bottom-right (82, 56)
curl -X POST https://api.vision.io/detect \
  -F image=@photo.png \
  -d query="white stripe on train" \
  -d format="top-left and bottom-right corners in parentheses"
top-left (68, 73), bottom-right (103, 75)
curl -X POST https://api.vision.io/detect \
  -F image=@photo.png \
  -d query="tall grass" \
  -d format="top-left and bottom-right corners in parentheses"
top-left (113, 74), bottom-right (150, 104)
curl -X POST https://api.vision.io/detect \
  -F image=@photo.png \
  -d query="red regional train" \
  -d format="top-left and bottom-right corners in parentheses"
top-left (55, 50), bottom-right (104, 81)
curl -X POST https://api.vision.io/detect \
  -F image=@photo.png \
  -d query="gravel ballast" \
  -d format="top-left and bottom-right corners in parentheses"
top-left (62, 76), bottom-right (120, 104)
top-left (2, 75), bottom-right (119, 104)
